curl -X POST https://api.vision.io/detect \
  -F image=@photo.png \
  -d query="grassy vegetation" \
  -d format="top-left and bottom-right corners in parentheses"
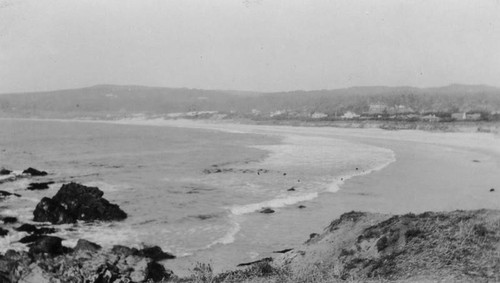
top-left (162, 209), bottom-right (500, 283)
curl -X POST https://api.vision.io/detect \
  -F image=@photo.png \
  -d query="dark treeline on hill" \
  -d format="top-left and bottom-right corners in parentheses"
top-left (1, 84), bottom-right (500, 120)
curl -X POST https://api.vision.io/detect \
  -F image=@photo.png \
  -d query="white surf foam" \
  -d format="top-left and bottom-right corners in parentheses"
top-left (204, 216), bottom-right (241, 248)
top-left (229, 192), bottom-right (319, 215)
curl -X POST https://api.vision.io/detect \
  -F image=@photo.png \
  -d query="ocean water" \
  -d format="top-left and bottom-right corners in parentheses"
top-left (0, 118), bottom-right (395, 270)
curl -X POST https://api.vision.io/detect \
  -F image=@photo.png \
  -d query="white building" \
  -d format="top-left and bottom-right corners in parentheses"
top-left (311, 112), bottom-right (328, 119)
top-left (341, 111), bottom-right (360, 119)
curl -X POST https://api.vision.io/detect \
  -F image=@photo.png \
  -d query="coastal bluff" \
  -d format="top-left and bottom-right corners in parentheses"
top-left (193, 209), bottom-right (500, 283)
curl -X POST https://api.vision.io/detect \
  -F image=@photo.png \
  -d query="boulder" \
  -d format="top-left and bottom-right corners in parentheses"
top-left (16, 224), bottom-right (55, 235)
top-left (28, 236), bottom-right (65, 256)
top-left (74, 239), bottom-right (102, 253)
top-left (138, 246), bottom-right (175, 261)
top-left (260, 208), bottom-right (275, 214)
top-left (145, 262), bottom-right (172, 282)
top-left (26, 182), bottom-right (54, 191)
top-left (32, 197), bottom-right (72, 224)
top-left (0, 228), bottom-right (8, 237)
top-left (2, 217), bottom-right (17, 224)
top-left (22, 168), bottom-right (48, 176)
top-left (0, 191), bottom-right (21, 198)
top-left (0, 168), bottom-right (12, 175)
top-left (33, 182), bottom-right (127, 224)
top-left (20, 234), bottom-right (45, 244)
top-left (0, 250), bottom-right (32, 283)
top-left (111, 245), bottom-right (139, 257)
top-left (18, 266), bottom-right (51, 283)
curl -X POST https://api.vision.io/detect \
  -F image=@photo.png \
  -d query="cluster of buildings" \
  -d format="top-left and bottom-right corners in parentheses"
top-left (260, 103), bottom-right (489, 122)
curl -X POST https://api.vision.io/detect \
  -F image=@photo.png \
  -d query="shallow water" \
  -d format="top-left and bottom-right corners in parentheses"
top-left (0, 118), bottom-right (395, 269)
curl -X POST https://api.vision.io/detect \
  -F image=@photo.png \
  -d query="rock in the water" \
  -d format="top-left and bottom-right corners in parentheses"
top-left (0, 228), bottom-right (8, 236)
top-left (27, 182), bottom-right (54, 191)
top-left (145, 261), bottom-right (172, 282)
top-left (260, 208), bottom-right (275, 214)
top-left (0, 168), bottom-right (12, 175)
top-left (298, 205), bottom-right (306, 209)
top-left (33, 197), bottom-right (72, 224)
top-left (33, 182), bottom-right (127, 224)
top-left (20, 234), bottom-right (45, 244)
top-left (2, 217), bottom-right (17, 224)
top-left (0, 190), bottom-right (21, 198)
top-left (28, 236), bottom-right (65, 256)
top-left (287, 187), bottom-right (296, 191)
top-left (16, 224), bottom-right (55, 235)
top-left (138, 246), bottom-right (175, 261)
top-left (22, 168), bottom-right (48, 176)
top-left (74, 239), bottom-right (102, 253)
top-left (490, 188), bottom-right (495, 192)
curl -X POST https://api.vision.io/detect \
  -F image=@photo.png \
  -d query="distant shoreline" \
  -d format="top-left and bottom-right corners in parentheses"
top-left (1, 115), bottom-right (499, 134)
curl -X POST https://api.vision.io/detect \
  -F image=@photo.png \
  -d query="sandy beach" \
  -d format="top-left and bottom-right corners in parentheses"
top-left (111, 119), bottom-right (500, 275)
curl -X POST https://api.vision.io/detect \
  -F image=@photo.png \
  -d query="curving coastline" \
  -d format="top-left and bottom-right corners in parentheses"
top-left (1, 118), bottom-right (500, 282)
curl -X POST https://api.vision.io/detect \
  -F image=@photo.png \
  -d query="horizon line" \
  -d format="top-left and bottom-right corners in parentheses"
top-left (1, 82), bottom-right (499, 96)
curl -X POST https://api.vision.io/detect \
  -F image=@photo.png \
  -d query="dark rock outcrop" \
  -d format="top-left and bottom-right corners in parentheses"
top-left (16, 224), bottom-right (55, 235)
top-left (111, 245), bottom-right (139, 257)
top-left (2, 217), bottom-right (17, 224)
top-left (74, 239), bottom-right (102, 253)
top-left (145, 261), bottom-right (172, 282)
top-left (0, 242), bottom-right (176, 283)
top-left (27, 181), bottom-right (54, 191)
top-left (33, 182), bottom-right (127, 224)
top-left (0, 168), bottom-right (12, 175)
top-left (0, 190), bottom-right (21, 198)
top-left (203, 167), bottom-right (270, 175)
top-left (28, 236), bottom-right (66, 256)
top-left (138, 246), bottom-right (176, 261)
top-left (0, 228), bottom-right (8, 237)
top-left (20, 234), bottom-right (45, 244)
top-left (260, 208), bottom-right (275, 214)
top-left (22, 167), bottom-right (48, 176)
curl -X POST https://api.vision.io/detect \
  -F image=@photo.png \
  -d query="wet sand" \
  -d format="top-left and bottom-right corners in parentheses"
top-left (121, 120), bottom-right (500, 274)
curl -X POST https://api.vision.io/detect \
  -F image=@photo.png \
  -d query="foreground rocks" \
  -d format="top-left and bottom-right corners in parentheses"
top-left (0, 241), bottom-right (174, 283)
top-left (33, 182), bottom-right (127, 224)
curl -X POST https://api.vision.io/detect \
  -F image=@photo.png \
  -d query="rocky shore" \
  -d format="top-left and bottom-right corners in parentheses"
top-left (0, 169), bottom-right (175, 282)
top-left (2, 167), bottom-right (500, 282)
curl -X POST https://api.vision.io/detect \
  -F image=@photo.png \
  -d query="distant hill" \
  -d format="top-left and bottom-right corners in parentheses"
top-left (0, 84), bottom-right (499, 119)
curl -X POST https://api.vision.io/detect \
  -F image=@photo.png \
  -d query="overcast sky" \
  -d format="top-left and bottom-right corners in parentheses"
top-left (1, 0), bottom-right (500, 93)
